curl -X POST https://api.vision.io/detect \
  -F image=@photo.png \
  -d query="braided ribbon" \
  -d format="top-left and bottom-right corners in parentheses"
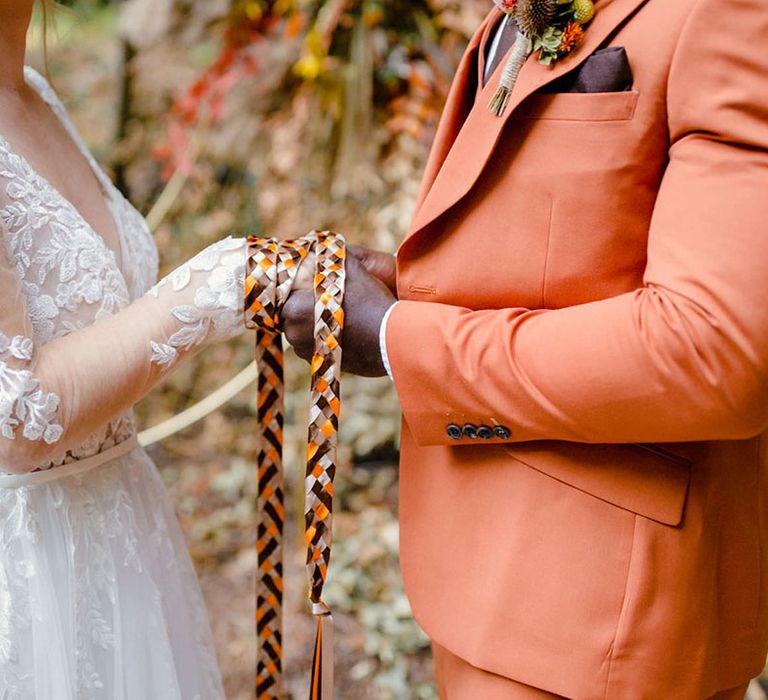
top-left (245, 231), bottom-right (346, 700)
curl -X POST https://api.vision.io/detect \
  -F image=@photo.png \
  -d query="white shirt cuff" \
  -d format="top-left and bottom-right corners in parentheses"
top-left (379, 302), bottom-right (398, 380)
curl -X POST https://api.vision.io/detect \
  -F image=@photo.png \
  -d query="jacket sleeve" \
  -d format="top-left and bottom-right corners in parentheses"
top-left (386, 0), bottom-right (768, 447)
top-left (0, 236), bottom-right (248, 473)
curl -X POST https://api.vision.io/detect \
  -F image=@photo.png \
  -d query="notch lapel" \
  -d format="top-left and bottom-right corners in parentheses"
top-left (412, 11), bottom-right (498, 214)
top-left (403, 0), bottom-right (651, 249)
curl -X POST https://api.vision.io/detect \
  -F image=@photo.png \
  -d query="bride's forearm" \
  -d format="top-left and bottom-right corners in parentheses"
top-left (0, 234), bottom-right (322, 473)
top-left (0, 237), bottom-right (249, 472)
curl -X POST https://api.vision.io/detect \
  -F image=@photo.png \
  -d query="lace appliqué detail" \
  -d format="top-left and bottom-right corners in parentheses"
top-left (0, 145), bottom-right (131, 346)
top-left (0, 71), bottom-right (224, 699)
top-left (43, 413), bottom-right (136, 472)
top-left (0, 68), bottom-right (161, 472)
top-left (149, 236), bottom-right (246, 368)
top-left (0, 450), bottom-right (226, 699)
top-left (0, 334), bottom-right (32, 363)
top-left (23, 67), bottom-right (158, 302)
top-left (0, 332), bottom-right (63, 445)
top-left (0, 368), bottom-right (62, 445)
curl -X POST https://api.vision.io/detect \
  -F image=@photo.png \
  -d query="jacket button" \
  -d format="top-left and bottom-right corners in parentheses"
top-left (477, 426), bottom-right (493, 440)
top-left (493, 425), bottom-right (511, 440)
top-left (447, 424), bottom-right (463, 440)
top-left (462, 424), bottom-right (479, 439)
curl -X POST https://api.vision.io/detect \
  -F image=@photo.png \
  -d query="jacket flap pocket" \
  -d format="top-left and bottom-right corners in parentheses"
top-left (502, 441), bottom-right (692, 527)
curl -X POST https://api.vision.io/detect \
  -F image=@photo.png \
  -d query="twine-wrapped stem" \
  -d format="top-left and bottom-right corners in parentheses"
top-left (488, 28), bottom-right (533, 117)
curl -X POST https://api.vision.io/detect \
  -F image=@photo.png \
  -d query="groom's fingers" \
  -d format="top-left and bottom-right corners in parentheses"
top-left (347, 245), bottom-right (397, 294)
top-left (293, 252), bottom-right (316, 291)
top-left (283, 290), bottom-right (314, 362)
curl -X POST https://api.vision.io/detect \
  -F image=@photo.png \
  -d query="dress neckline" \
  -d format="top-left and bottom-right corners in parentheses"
top-left (0, 67), bottom-right (126, 273)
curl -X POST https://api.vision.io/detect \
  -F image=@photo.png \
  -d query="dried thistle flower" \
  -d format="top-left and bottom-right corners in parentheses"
top-left (515, 0), bottom-right (558, 38)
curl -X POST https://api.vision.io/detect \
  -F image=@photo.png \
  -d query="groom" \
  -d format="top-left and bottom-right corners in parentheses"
top-left (284, 0), bottom-right (768, 697)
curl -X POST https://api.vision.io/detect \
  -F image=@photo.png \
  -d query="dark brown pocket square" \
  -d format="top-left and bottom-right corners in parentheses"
top-left (539, 46), bottom-right (634, 94)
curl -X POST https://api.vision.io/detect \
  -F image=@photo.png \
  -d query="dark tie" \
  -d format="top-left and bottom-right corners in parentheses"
top-left (484, 17), bottom-right (518, 87)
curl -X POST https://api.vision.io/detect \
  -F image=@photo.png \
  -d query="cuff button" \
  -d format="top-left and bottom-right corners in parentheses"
top-left (462, 424), bottom-right (479, 439)
top-left (447, 424), bottom-right (463, 440)
top-left (477, 426), bottom-right (493, 440)
top-left (493, 425), bottom-right (511, 440)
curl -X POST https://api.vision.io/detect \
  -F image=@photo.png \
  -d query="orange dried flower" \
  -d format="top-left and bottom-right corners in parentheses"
top-left (559, 21), bottom-right (584, 54)
top-left (493, 0), bottom-right (518, 12)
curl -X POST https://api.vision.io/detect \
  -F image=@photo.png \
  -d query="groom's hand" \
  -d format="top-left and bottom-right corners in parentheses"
top-left (283, 256), bottom-right (396, 377)
top-left (347, 245), bottom-right (397, 294)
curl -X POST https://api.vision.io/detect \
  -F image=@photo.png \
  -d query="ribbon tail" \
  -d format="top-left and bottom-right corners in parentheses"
top-left (309, 611), bottom-right (334, 700)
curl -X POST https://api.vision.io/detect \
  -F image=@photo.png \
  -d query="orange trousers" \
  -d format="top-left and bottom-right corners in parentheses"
top-left (432, 643), bottom-right (751, 700)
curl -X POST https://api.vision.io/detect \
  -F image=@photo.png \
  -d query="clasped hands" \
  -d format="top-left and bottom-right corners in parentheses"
top-left (283, 245), bottom-right (397, 377)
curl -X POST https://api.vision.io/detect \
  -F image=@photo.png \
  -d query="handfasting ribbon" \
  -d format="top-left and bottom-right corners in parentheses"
top-left (245, 231), bottom-right (346, 700)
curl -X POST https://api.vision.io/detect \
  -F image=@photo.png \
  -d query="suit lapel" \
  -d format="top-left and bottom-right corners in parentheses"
top-left (412, 12), bottom-right (497, 214)
top-left (476, 11), bottom-right (504, 102)
top-left (403, 0), bottom-right (651, 247)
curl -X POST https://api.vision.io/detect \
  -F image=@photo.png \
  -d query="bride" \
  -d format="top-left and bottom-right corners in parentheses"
top-left (0, 1), bottom-right (319, 697)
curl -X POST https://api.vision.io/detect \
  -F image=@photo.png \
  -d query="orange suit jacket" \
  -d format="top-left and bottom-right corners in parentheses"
top-left (385, 0), bottom-right (768, 698)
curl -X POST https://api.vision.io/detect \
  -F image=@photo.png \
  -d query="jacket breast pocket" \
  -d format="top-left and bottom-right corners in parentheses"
top-left (502, 440), bottom-right (692, 527)
top-left (516, 89), bottom-right (640, 122)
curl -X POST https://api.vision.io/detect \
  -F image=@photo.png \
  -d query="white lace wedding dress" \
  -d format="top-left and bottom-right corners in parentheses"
top-left (0, 67), bottom-right (246, 699)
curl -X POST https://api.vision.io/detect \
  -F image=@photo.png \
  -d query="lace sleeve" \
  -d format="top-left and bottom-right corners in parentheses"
top-left (0, 331), bottom-right (62, 445)
top-left (0, 235), bottom-right (248, 473)
top-left (0, 232), bottom-right (63, 449)
top-left (147, 236), bottom-right (246, 369)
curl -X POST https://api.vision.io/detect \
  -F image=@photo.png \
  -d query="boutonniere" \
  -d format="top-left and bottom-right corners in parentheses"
top-left (489, 0), bottom-right (596, 116)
